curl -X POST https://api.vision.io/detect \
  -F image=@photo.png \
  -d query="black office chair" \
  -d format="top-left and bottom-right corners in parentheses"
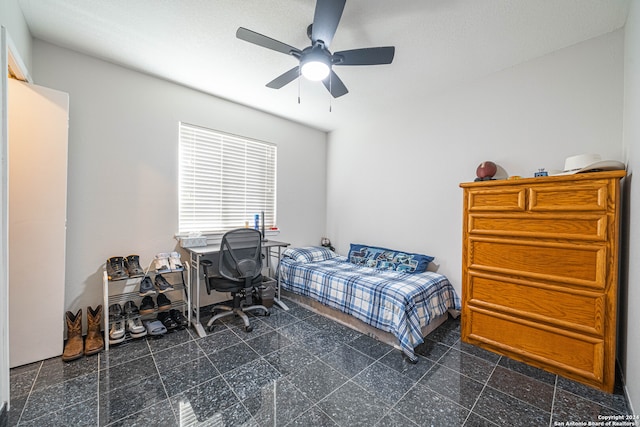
top-left (201, 228), bottom-right (269, 332)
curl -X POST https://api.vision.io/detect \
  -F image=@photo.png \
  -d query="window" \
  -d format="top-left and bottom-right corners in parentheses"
top-left (178, 122), bottom-right (277, 234)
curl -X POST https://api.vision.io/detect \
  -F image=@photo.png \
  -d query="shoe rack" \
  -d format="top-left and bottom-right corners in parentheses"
top-left (102, 261), bottom-right (191, 351)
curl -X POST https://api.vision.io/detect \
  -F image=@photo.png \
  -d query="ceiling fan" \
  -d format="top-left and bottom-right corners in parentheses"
top-left (236, 0), bottom-right (395, 98)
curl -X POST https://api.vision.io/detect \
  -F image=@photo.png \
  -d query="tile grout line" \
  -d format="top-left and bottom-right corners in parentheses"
top-left (148, 337), bottom-right (180, 426)
top-left (549, 375), bottom-right (559, 427)
top-left (14, 360), bottom-right (44, 427)
top-left (361, 338), bottom-right (456, 426)
top-left (99, 339), bottom-right (154, 426)
top-left (461, 354), bottom-right (501, 426)
top-left (195, 328), bottom-right (261, 425)
top-left (96, 353), bottom-right (101, 427)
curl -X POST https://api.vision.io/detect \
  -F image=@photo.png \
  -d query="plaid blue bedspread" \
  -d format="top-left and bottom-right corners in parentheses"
top-left (278, 255), bottom-right (460, 361)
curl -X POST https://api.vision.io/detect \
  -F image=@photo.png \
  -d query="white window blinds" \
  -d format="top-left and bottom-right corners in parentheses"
top-left (179, 122), bottom-right (277, 234)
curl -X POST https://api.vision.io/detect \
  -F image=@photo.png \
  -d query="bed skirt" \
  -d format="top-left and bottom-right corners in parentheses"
top-left (281, 290), bottom-right (460, 355)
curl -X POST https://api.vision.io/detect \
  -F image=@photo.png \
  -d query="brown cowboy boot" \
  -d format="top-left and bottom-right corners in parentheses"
top-left (62, 309), bottom-right (84, 361)
top-left (85, 305), bottom-right (104, 356)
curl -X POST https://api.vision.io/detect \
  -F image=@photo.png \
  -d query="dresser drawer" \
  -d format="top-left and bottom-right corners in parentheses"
top-left (467, 309), bottom-right (604, 383)
top-left (469, 237), bottom-right (606, 289)
top-left (468, 188), bottom-right (526, 212)
top-left (467, 274), bottom-right (604, 335)
top-left (468, 214), bottom-right (607, 241)
top-left (528, 184), bottom-right (608, 212)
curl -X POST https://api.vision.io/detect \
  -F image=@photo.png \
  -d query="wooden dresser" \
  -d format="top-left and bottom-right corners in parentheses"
top-left (460, 170), bottom-right (625, 392)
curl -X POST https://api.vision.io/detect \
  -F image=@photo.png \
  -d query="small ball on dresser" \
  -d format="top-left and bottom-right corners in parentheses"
top-left (476, 161), bottom-right (497, 179)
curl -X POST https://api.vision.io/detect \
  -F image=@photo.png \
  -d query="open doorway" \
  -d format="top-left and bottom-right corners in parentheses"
top-left (1, 26), bottom-right (69, 415)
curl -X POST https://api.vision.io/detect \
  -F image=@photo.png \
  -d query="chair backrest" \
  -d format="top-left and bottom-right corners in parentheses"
top-left (219, 228), bottom-right (263, 287)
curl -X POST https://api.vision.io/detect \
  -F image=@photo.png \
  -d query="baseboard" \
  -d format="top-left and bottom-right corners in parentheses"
top-left (625, 385), bottom-right (635, 418)
top-left (616, 359), bottom-right (635, 417)
top-left (0, 401), bottom-right (7, 427)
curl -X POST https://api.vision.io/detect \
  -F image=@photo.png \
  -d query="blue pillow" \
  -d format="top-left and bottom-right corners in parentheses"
top-left (284, 246), bottom-right (338, 263)
top-left (347, 244), bottom-right (434, 273)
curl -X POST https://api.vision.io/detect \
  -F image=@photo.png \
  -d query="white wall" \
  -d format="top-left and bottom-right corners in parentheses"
top-left (32, 41), bottom-right (327, 315)
top-left (326, 30), bottom-right (624, 295)
top-left (0, 0), bottom-right (32, 72)
top-left (621, 0), bottom-right (640, 414)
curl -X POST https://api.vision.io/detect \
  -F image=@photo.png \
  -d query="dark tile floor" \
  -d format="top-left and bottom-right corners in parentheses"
top-left (5, 298), bottom-right (634, 426)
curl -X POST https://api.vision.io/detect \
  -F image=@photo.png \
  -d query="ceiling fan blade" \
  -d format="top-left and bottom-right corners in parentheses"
top-left (322, 70), bottom-right (349, 98)
top-left (333, 46), bottom-right (395, 65)
top-left (312, 0), bottom-right (346, 48)
top-left (266, 66), bottom-right (300, 89)
top-left (236, 27), bottom-right (301, 56)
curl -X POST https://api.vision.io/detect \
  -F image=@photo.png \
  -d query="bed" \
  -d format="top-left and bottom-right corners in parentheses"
top-left (277, 245), bottom-right (461, 362)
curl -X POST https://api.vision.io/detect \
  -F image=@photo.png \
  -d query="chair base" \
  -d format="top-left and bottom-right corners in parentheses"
top-left (206, 303), bottom-right (270, 332)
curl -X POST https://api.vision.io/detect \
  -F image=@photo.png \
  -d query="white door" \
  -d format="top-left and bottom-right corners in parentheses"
top-left (8, 79), bottom-right (68, 367)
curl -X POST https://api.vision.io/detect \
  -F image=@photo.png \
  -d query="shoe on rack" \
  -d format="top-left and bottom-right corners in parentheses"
top-left (154, 253), bottom-right (170, 272)
top-left (158, 312), bottom-right (178, 330)
top-left (123, 300), bottom-right (139, 317)
top-left (109, 318), bottom-right (125, 341)
top-left (140, 296), bottom-right (155, 315)
top-left (169, 309), bottom-right (189, 329)
top-left (124, 255), bottom-right (145, 278)
top-left (157, 293), bottom-right (172, 311)
top-left (154, 274), bottom-right (174, 293)
top-left (109, 303), bottom-right (125, 341)
top-left (144, 320), bottom-right (167, 336)
top-left (126, 316), bottom-right (147, 338)
top-left (138, 276), bottom-right (156, 297)
top-left (169, 251), bottom-right (184, 271)
top-left (109, 327), bottom-right (126, 345)
top-left (106, 256), bottom-right (128, 281)
top-left (109, 303), bottom-right (123, 321)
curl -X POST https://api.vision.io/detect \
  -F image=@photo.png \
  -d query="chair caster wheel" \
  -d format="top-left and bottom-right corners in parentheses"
top-left (264, 311), bottom-right (271, 317)
top-left (245, 326), bottom-right (253, 332)
top-left (207, 326), bottom-right (215, 333)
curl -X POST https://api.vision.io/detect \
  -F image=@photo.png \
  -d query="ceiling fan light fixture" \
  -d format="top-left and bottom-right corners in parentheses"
top-left (300, 46), bottom-right (330, 81)
top-left (301, 60), bottom-right (330, 81)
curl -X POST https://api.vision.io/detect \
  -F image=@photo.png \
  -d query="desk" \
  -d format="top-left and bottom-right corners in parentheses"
top-left (185, 240), bottom-right (290, 337)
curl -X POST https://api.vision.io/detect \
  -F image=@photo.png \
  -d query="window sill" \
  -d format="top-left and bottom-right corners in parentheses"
top-left (175, 229), bottom-right (281, 248)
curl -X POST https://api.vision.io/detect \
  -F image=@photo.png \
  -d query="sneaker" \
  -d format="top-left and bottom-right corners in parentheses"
top-left (169, 309), bottom-right (189, 328)
top-left (109, 326), bottom-right (126, 345)
top-left (124, 255), bottom-right (145, 278)
top-left (108, 304), bottom-right (125, 340)
top-left (169, 251), bottom-right (184, 271)
top-left (109, 319), bottom-right (125, 341)
top-left (157, 293), bottom-right (171, 311)
top-left (108, 303), bottom-right (123, 321)
top-left (140, 296), bottom-right (155, 315)
top-left (106, 256), bottom-right (128, 281)
top-left (154, 253), bottom-right (170, 272)
top-left (138, 276), bottom-right (156, 296)
top-left (158, 312), bottom-right (178, 330)
top-left (154, 274), bottom-right (174, 293)
top-left (123, 300), bottom-right (139, 317)
top-left (126, 316), bottom-right (147, 338)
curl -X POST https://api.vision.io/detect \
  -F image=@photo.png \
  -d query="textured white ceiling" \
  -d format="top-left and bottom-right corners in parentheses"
top-left (18, 0), bottom-right (630, 131)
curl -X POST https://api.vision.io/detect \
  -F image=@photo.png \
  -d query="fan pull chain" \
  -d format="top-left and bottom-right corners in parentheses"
top-left (329, 74), bottom-right (332, 112)
top-left (298, 69), bottom-right (301, 104)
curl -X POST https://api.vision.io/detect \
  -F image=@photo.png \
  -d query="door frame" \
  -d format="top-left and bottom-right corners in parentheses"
top-left (1, 24), bottom-right (31, 412)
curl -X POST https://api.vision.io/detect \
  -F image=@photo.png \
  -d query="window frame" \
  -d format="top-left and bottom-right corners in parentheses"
top-left (178, 122), bottom-right (277, 236)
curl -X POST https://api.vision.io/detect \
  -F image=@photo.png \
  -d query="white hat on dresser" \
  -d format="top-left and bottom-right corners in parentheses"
top-left (551, 153), bottom-right (625, 175)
